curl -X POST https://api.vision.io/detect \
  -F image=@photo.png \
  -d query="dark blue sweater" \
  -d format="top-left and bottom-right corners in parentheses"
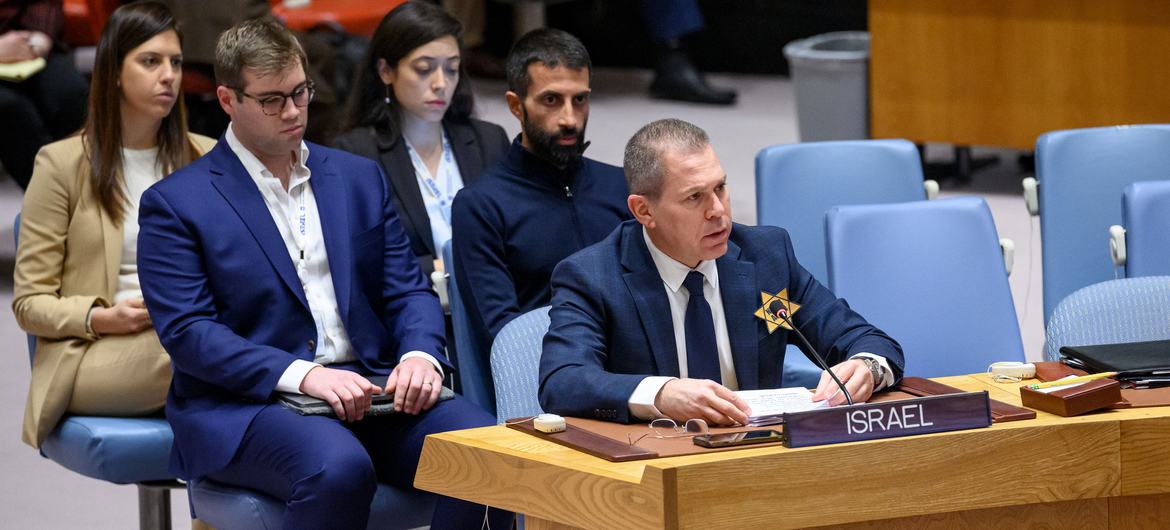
top-left (452, 137), bottom-right (632, 340)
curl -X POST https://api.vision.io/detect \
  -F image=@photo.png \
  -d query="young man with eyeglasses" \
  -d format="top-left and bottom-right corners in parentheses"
top-left (136, 19), bottom-right (511, 529)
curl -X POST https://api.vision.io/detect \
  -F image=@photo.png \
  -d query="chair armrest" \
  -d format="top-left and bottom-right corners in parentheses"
top-left (999, 238), bottom-right (1015, 276)
top-left (431, 270), bottom-right (450, 312)
top-left (923, 180), bottom-right (940, 200)
top-left (1109, 225), bottom-right (1127, 268)
top-left (1022, 177), bottom-right (1039, 216)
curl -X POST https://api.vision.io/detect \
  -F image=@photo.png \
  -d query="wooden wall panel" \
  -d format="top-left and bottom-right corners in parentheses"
top-left (870, 0), bottom-right (1170, 149)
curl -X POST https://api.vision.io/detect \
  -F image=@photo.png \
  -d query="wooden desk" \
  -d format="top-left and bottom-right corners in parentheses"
top-left (415, 374), bottom-right (1170, 529)
top-left (869, 0), bottom-right (1170, 150)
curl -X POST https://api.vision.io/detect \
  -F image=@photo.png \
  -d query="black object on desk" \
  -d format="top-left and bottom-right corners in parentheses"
top-left (1059, 340), bottom-right (1170, 377)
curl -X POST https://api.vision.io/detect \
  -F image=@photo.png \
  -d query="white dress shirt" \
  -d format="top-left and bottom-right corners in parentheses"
top-left (627, 228), bottom-right (893, 420)
top-left (405, 132), bottom-right (464, 255)
top-left (225, 125), bottom-right (441, 394)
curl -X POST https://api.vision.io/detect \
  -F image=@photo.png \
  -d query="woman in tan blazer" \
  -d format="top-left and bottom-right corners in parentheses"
top-left (14, 2), bottom-right (215, 448)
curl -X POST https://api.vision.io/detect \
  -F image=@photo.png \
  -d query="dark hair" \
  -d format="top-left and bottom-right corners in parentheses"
top-left (340, 1), bottom-right (474, 139)
top-left (214, 17), bottom-right (308, 94)
top-left (505, 28), bottom-right (591, 99)
top-left (84, 1), bottom-right (197, 225)
top-left (624, 119), bottom-right (710, 199)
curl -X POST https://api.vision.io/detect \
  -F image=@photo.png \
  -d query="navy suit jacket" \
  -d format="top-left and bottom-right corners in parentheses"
top-left (538, 221), bottom-right (904, 423)
top-left (137, 138), bottom-right (448, 479)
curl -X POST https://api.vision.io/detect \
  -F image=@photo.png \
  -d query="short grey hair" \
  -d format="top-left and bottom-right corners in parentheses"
top-left (623, 119), bottom-right (710, 199)
top-left (215, 18), bottom-right (308, 94)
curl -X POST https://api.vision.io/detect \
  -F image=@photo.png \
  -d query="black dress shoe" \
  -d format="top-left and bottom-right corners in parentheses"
top-left (650, 48), bottom-right (737, 105)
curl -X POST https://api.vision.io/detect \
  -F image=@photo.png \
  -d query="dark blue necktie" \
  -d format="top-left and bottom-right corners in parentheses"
top-left (683, 271), bottom-right (721, 383)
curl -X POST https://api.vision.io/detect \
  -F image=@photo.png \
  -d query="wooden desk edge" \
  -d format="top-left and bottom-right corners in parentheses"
top-left (415, 375), bottom-right (1170, 528)
top-left (415, 429), bottom-right (671, 529)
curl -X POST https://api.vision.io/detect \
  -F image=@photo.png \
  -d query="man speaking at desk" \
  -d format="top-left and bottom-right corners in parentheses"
top-left (538, 119), bottom-right (905, 425)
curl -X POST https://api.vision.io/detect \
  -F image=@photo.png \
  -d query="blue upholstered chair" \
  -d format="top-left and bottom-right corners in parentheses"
top-left (1025, 124), bottom-right (1170, 323)
top-left (1044, 276), bottom-right (1170, 362)
top-left (825, 197), bottom-right (1025, 378)
top-left (1109, 180), bottom-right (1170, 278)
top-left (442, 240), bottom-right (496, 415)
top-left (188, 477), bottom-right (435, 530)
top-left (491, 306), bottom-right (550, 423)
top-left (755, 139), bottom-right (936, 386)
top-left (755, 139), bottom-right (935, 283)
top-left (15, 213), bottom-right (177, 530)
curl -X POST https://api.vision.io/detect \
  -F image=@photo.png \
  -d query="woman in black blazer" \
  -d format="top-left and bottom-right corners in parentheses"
top-left (335, 1), bottom-right (507, 277)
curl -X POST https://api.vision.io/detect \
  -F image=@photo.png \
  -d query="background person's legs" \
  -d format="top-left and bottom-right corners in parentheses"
top-left (0, 52), bottom-right (88, 190)
top-left (641, 0), bottom-right (737, 105)
top-left (444, 0), bottom-right (505, 78)
top-left (444, 0), bottom-right (486, 49)
top-left (0, 86), bottom-right (51, 190)
top-left (23, 53), bottom-right (88, 139)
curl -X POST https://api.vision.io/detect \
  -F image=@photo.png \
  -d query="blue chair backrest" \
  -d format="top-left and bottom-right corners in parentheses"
top-left (1044, 276), bottom-right (1170, 361)
top-left (1123, 180), bottom-right (1170, 278)
top-left (1035, 124), bottom-right (1170, 323)
top-left (826, 197), bottom-right (1025, 378)
top-left (442, 240), bottom-right (495, 415)
top-left (14, 213), bottom-right (35, 362)
top-left (490, 306), bottom-right (550, 423)
top-left (755, 139), bottom-right (925, 283)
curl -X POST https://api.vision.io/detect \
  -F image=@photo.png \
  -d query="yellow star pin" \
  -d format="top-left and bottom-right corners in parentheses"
top-left (753, 289), bottom-right (801, 334)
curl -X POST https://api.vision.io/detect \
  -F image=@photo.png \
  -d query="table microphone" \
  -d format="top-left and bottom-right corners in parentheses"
top-left (769, 300), bottom-right (854, 406)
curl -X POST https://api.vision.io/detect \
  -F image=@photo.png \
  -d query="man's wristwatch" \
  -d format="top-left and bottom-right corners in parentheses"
top-left (859, 357), bottom-right (884, 386)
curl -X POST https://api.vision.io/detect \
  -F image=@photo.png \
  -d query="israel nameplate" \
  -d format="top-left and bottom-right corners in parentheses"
top-left (781, 391), bottom-right (992, 448)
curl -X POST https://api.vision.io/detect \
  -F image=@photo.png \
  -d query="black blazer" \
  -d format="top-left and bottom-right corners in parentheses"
top-left (334, 117), bottom-right (509, 275)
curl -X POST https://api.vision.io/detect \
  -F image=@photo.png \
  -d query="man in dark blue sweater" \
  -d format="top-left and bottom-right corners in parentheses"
top-left (452, 28), bottom-right (631, 346)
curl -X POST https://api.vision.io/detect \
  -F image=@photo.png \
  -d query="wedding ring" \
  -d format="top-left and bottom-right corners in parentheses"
top-left (423, 381), bottom-right (433, 388)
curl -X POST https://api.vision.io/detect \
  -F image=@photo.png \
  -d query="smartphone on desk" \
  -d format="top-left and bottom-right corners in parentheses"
top-left (693, 429), bottom-right (783, 448)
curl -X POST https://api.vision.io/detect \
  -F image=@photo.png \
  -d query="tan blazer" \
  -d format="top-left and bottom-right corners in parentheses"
top-left (14, 133), bottom-right (216, 447)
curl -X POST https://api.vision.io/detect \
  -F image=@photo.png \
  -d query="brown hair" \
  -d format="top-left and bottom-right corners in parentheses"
top-left (214, 17), bottom-right (308, 96)
top-left (84, 1), bottom-right (197, 225)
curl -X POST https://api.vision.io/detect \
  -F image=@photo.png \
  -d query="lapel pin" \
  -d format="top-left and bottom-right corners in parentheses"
top-left (753, 289), bottom-right (800, 334)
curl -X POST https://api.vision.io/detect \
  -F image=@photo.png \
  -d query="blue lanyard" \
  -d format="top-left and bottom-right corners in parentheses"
top-left (406, 134), bottom-right (455, 226)
top-left (296, 190), bottom-right (306, 261)
top-left (418, 172), bottom-right (451, 225)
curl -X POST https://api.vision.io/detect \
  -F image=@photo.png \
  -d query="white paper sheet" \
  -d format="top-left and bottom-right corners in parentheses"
top-left (735, 387), bottom-right (829, 426)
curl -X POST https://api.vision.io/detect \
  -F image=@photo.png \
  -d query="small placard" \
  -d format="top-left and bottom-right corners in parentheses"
top-left (782, 391), bottom-right (992, 448)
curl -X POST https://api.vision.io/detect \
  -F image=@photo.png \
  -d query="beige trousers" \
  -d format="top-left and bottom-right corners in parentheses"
top-left (66, 330), bottom-right (171, 415)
